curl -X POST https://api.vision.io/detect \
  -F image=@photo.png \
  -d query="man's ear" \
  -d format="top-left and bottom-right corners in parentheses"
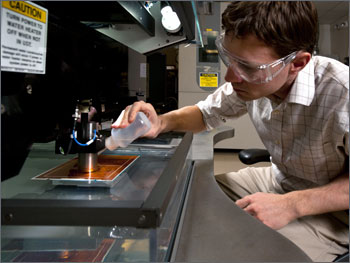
top-left (290, 52), bottom-right (311, 73)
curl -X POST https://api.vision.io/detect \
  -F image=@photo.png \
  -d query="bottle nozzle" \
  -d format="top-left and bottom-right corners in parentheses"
top-left (105, 136), bottom-right (118, 151)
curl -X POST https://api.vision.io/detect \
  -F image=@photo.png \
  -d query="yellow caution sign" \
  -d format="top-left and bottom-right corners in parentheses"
top-left (200, 72), bottom-right (218, 88)
top-left (2, 1), bottom-right (47, 23)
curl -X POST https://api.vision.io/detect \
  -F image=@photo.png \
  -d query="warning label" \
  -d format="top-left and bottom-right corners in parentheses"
top-left (2, 1), bottom-right (46, 23)
top-left (1, 1), bottom-right (48, 74)
top-left (199, 72), bottom-right (218, 88)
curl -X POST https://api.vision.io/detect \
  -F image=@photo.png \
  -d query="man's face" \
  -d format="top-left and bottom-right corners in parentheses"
top-left (223, 34), bottom-right (294, 101)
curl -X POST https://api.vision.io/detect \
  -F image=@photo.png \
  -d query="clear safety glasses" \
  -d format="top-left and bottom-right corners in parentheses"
top-left (215, 33), bottom-right (298, 84)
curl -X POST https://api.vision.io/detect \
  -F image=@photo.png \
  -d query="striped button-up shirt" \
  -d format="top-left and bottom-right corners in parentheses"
top-left (197, 56), bottom-right (349, 191)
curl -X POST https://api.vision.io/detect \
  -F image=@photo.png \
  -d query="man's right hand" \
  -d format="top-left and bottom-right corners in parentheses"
top-left (111, 101), bottom-right (162, 138)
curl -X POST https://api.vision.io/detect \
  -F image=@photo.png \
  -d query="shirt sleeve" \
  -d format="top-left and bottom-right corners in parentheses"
top-left (335, 83), bottom-right (349, 157)
top-left (196, 82), bottom-right (248, 130)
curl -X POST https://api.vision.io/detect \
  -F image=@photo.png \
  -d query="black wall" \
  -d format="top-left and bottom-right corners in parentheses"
top-left (1, 9), bottom-right (129, 180)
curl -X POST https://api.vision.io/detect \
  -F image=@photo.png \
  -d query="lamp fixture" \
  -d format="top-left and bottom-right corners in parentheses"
top-left (161, 2), bottom-right (182, 33)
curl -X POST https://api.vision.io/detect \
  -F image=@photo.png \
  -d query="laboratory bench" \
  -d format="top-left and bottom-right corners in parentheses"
top-left (1, 128), bottom-right (311, 262)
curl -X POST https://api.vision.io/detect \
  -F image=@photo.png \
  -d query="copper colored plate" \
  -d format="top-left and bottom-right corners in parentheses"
top-left (34, 155), bottom-right (139, 181)
top-left (11, 238), bottom-right (115, 262)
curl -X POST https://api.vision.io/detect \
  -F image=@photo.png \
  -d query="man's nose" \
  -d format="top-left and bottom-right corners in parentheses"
top-left (225, 66), bottom-right (243, 83)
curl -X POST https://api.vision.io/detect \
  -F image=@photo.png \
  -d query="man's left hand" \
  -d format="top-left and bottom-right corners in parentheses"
top-left (235, 192), bottom-right (297, 230)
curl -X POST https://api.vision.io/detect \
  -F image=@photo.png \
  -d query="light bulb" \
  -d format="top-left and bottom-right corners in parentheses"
top-left (161, 6), bottom-right (181, 33)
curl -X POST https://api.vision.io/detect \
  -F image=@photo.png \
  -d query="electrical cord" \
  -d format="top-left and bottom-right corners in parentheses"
top-left (72, 129), bottom-right (97, 146)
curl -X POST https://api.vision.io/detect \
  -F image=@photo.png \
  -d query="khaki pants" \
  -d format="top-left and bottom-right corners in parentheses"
top-left (215, 166), bottom-right (349, 262)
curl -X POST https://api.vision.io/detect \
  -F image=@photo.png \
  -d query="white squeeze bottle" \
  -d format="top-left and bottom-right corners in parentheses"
top-left (105, 110), bottom-right (151, 150)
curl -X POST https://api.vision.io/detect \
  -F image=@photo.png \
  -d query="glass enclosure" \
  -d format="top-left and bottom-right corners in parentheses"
top-left (2, 132), bottom-right (193, 262)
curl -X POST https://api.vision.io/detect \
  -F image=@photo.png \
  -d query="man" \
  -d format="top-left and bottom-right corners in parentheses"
top-left (114, 2), bottom-right (349, 261)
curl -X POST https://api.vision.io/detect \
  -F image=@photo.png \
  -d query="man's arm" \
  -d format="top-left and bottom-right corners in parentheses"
top-left (159, 105), bottom-right (207, 134)
top-left (236, 172), bottom-right (349, 230)
top-left (112, 101), bottom-right (206, 138)
top-left (288, 172), bottom-right (349, 217)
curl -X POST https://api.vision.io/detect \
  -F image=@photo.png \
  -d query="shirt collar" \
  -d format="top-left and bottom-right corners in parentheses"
top-left (285, 57), bottom-right (315, 106)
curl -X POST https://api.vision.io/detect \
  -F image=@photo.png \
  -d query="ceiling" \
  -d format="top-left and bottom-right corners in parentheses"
top-left (313, 1), bottom-right (349, 25)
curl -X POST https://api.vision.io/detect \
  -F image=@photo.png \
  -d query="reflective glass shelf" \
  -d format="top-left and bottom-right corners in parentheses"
top-left (2, 132), bottom-right (193, 262)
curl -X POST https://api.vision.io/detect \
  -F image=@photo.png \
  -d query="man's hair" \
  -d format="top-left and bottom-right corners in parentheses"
top-left (222, 1), bottom-right (318, 57)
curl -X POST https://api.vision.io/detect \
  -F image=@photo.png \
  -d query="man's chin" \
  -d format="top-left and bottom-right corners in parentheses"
top-left (235, 91), bottom-right (256, 101)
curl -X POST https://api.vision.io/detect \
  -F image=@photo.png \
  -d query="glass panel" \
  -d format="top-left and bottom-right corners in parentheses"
top-left (1, 151), bottom-right (193, 262)
top-left (2, 225), bottom-right (152, 262)
top-left (2, 134), bottom-right (182, 202)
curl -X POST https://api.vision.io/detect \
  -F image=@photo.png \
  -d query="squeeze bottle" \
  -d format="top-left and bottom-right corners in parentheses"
top-left (105, 110), bottom-right (151, 150)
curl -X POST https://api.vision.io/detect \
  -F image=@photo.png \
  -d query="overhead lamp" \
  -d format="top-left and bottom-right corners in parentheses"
top-left (161, 2), bottom-right (182, 33)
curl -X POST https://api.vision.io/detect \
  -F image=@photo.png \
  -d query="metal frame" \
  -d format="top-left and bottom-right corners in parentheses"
top-left (166, 160), bottom-right (195, 262)
top-left (118, 1), bottom-right (155, 36)
top-left (2, 132), bottom-right (193, 228)
top-left (96, 1), bottom-right (195, 55)
top-left (170, 1), bottom-right (195, 43)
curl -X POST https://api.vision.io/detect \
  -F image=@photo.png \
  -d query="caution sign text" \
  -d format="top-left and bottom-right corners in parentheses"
top-left (199, 72), bottom-right (218, 88)
top-left (1, 1), bottom-right (48, 74)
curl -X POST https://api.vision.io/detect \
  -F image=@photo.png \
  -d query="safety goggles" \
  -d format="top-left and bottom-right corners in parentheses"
top-left (215, 33), bottom-right (298, 84)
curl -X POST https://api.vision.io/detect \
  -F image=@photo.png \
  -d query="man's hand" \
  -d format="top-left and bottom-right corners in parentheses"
top-left (112, 101), bottom-right (162, 138)
top-left (112, 101), bottom-right (206, 137)
top-left (235, 192), bottom-right (298, 230)
top-left (235, 173), bottom-right (349, 230)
